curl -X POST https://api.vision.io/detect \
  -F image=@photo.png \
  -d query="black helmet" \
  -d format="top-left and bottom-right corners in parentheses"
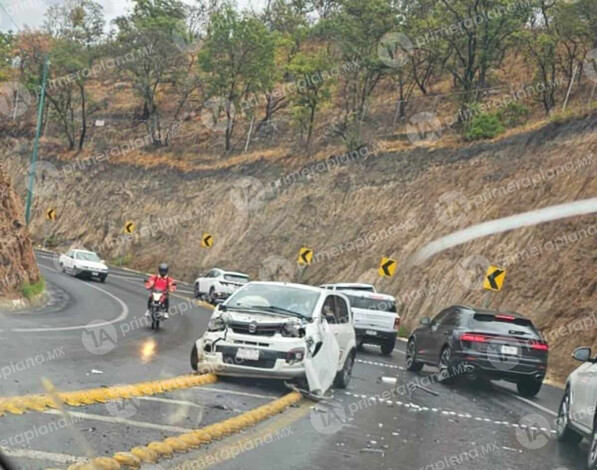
top-left (158, 263), bottom-right (169, 277)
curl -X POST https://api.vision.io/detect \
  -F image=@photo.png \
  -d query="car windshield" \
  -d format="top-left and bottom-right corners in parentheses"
top-left (225, 284), bottom-right (320, 318)
top-left (346, 295), bottom-right (396, 312)
top-left (76, 252), bottom-right (101, 262)
top-left (224, 274), bottom-right (249, 283)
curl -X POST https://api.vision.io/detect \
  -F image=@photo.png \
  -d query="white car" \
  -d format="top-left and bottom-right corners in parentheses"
top-left (557, 346), bottom-right (597, 469)
top-left (320, 283), bottom-right (377, 293)
top-left (59, 249), bottom-right (109, 283)
top-left (191, 282), bottom-right (357, 394)
top-left (342, 290), bottom-right (399, 355)
top-left (194, 268), bottom-right (249, 304)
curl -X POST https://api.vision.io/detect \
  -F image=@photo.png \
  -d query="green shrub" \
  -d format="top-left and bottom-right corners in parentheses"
top-left (498, 102), bottom-right (530, 128)
top-left (22, 277), bottom-right (45, 300)
top-left (398, 325), bottom-right (411, 338)
top-left (464, 112), bottom-right (505, 141)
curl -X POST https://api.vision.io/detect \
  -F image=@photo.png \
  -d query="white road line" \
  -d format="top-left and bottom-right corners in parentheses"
top-left (44, 409), bottom-right (191, 433)
top-left (136, 396), bottom-right (243, 413)
top-left (11, 267), bottom-right (129, 333)
top-left (0, 446), bottom-right (82, 464)
top-left (492, 383), bottom-right (558, 417)
top-left (197, 386), bottom-right (277, 400)
top-left (509, 393), bottom-right (558, 417)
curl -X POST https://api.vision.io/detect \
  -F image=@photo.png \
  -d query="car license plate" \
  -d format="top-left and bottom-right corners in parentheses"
top-left (92, 272), bottom-right (99, 277)
top-left (366, 330), bottom-right (378, 336)
top-left (236, 348), bottom-right (260, 361)
top-left (501, 345), bottom-right (518, 355)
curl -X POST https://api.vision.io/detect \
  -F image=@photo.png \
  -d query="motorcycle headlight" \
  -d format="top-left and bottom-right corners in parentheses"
top-left (208, 315), bottom-right (227, 332)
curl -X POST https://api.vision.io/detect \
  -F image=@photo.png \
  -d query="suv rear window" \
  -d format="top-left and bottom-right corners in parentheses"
top-left (224, 274), bottom-right (249, 283)
top-left (346, 295), bottom-right (396, 312)
top-left (471, 314), bottom-right (540, 338)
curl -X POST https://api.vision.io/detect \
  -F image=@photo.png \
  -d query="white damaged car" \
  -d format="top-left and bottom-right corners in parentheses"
top-left (190, 282), bottom-right (356, 395)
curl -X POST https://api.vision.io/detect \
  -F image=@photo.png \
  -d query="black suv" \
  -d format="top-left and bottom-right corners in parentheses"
top-left (405, 305), bottom-right (549, 397)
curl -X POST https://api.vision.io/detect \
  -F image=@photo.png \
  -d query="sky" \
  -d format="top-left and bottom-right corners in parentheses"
top-left (0, 0), bottom-right (266, 33)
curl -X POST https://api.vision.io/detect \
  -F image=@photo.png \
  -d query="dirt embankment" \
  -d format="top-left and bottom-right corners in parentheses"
top-left (2, 113), bottom-right (596, 382)
top-left (0, 166), bottom-right (40, 303)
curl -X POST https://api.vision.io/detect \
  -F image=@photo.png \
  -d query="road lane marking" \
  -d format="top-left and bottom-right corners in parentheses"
top-left (44, 409), bottom-right (192, 433)
top-left (357, 359), bottom-right (404, 370)
top-left (11, 265), bottom-right (129, 333)
top-left (342, 392), bottom-right (557, 434)
top-left (0, 374), bottom-right (217, 416)
top-left (195, 386), bottom-right (278, 400)
top-left (0, 446), bottom-right (82, 465)
top-left (65, 392), bottom-right (303, 470)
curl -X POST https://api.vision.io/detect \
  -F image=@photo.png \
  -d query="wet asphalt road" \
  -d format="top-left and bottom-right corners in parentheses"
top-left (0, 252), bottom-right (589, 469)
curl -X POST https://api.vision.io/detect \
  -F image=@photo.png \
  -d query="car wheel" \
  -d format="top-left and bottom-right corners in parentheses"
top-left (405, 338), bottom-right (423, 372)
top-left (208, 287), bottom-right (216, 305)
top-left (516, 379), bottom-right (542, 398)
top-left (60, 263), bottom-right (66, 274)
top-left (194, 283), bottom-right (201, 299)
top-left (438, 346), bottom-right (459, 384)
top-left (589, 419), bottom-right (597, 470)
top-left (190, 344), bottom-right (198, 371)
top-left (100, 276), bottom-right (107, 284)
top-left (556, 388), bottom-right (583, 444)
top-left (334, 350), bottom-right (355, 389)
top-left (380, 337), bottom-right (396, 356)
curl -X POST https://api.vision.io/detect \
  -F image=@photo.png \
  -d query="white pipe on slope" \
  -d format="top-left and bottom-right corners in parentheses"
top-left (409, 198), bottom-right (597, 266)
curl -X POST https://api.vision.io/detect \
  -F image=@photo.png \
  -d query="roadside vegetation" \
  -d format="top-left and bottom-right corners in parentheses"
top-left (21, 277), bottom-right (46, 301)
top-left (0, 0), bottom-right (596, 162)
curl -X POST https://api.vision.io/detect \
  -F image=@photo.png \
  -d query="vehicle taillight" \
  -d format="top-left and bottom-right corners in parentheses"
top-left (393, 316), bottom-right (400, 331)
top-left (530, 341), bottom-right (549, 352)
top-left (495, 314), bottom-right (516, 321)
top-left (459, 333), bottom-right (487, 343)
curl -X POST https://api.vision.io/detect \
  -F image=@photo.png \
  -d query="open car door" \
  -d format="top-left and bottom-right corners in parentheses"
top-left (304, 314), bottom-right (340, 396)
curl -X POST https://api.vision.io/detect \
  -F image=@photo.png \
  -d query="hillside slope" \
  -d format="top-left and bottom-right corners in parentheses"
top-left (0, 166), bottom-right (40, 304)
top-left (2, 112), bottom-right (596, 382)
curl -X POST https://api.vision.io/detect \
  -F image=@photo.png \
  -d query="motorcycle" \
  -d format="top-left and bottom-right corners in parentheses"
top-left (149, 289), bottom-right (168, 330)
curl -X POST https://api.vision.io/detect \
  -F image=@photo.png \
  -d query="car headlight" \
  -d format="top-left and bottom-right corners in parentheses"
top-left (208, 315), bottom-right (227, 332)
top-left (282, 319), bottom-right (303, 338)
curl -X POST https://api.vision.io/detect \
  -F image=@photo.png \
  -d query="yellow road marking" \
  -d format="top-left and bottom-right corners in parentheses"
top-left (0, 374), bottom-right (217, 417)
top-left (66, 392), bottom-right (303, 469)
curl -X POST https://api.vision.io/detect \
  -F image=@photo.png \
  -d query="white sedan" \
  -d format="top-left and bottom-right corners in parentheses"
top-left (59, 249), bottom-right (109, 283)
top-left (557, 346), bottom-right (597, 469)
top-left (190, 282), bottom-right (357, 395)
top-left (194, 268), bottom-right (249, 304)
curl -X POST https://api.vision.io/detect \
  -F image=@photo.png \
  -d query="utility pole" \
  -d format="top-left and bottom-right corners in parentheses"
top-left (25, 57), bottom-right (50, 226)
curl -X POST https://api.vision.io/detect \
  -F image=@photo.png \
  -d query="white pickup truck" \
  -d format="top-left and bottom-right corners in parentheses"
top-left (343, 290), bottom-right (399, 355)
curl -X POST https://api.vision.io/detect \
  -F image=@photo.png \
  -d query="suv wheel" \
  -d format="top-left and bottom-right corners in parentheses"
top-left (405, 338), bottom-right (423, 372)
top-left (438, 347), bottom-right (459, 384)
top-left (589, 418), bottom-right (597, 470)
top-left (380, 337), bottom-right (396, 356)
top-left (194, 283), bottom-right (201, 299)
top-left (516, 379), bottom-right (542, 398)
top-left (208, 287), bottom-right (216, 304)
top-left (556, 389), bottom-right (583, 444)
top-left (334, 351), bottom-right (355, 389)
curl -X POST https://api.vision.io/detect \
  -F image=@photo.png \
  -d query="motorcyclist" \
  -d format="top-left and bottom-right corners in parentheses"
top-left (145, 263), bottom-right (177, 319)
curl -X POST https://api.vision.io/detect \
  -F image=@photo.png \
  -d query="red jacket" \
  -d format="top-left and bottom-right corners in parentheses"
top-left (145, 275), bottom-right (177, 293)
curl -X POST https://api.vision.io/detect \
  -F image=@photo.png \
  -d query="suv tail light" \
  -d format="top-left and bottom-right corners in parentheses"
top-left (459, 333), bottom-right (488, 343)
top-left (530, 341), bottom-right (549, 352)
top-left (393, 316), bottom-right (400, 331)
top-left (495, 314), bottom-right (516, 321)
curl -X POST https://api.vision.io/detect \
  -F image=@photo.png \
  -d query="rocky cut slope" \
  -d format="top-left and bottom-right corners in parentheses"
top-left (2, 112), bottom-right (596, 382)
top-left (0, 165), bottom-right (40, 302)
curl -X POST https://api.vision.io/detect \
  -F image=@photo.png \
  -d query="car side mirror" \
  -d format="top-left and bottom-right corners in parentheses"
top-left (573, 347), bottom-right (592, 363)
top-left (420, 317), bottom-right (431, 327)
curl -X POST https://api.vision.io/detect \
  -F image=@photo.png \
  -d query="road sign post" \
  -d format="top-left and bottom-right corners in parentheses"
top-left (25, 57), bottom-right (50, 226)
top-left (296, 248), bottom-right (314, 284)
